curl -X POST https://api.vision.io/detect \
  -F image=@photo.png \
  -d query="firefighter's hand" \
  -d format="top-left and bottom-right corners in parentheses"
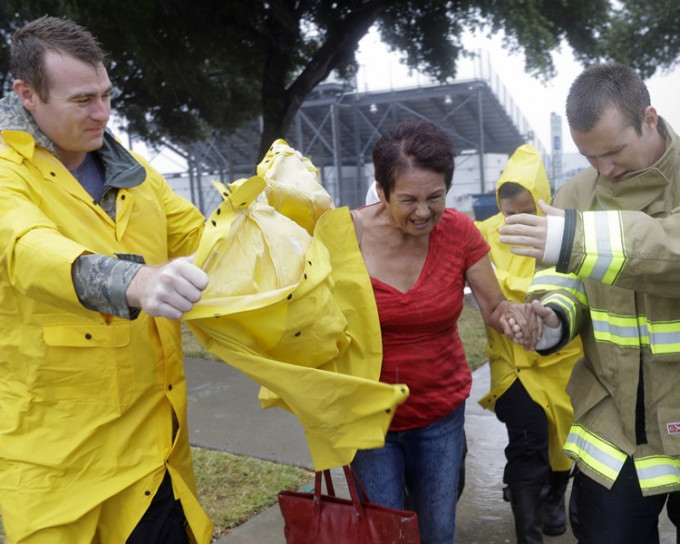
top-left (502, 301), bottom-right (543, 351)
top-left (498, 200), bottom-right (564, 260)
top-left (126, 256), bottom-right (208, 319)
top-left (531, 299), bottom-right (560, 329)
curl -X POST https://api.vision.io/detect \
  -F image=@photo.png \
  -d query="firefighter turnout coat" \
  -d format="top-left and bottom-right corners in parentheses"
top-left (528, 119), bottom-right (680, 496)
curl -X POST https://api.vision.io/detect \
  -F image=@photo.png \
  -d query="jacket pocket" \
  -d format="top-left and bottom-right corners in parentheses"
top-left (41, 321), bottom-right (132, 406)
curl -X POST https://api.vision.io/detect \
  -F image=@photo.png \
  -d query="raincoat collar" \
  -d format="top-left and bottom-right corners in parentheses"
top-left (0, 91), bottom-right (57, 156)
top-left (98, 131), bottom-right (146, 190)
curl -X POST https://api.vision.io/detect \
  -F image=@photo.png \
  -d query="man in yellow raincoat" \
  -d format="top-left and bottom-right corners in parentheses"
top-left (475, 145), bottom-right (582, 543)
top-left (0, 17), bottom-right (212, 543)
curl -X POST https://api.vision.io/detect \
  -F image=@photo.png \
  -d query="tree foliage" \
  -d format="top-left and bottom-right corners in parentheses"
top-left (2, 1), bottom-right (680, 164)
top-left (594, 0), bottom-right (680, 78)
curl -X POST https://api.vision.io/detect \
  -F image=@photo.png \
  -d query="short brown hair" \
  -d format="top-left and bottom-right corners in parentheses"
top-left (498, 181), bottom-right (529, 200)
top-left (566, 62), bottom-right (650, 135)
top-left (372, 119), bottom-right (456, 201)
top-left (11, 16), bottom-right (106, 100)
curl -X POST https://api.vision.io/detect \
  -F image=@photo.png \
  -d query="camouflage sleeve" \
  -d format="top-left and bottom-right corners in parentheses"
top-left (72, 253), bottom-right (145, 320)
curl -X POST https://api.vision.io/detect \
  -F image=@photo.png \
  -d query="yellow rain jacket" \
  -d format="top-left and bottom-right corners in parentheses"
top-left (476, 145), bottom-right (582, 471)
top-left (184, 140), bottom-right (409, 471)
top-left (0, 130), bottom-right (212, 543)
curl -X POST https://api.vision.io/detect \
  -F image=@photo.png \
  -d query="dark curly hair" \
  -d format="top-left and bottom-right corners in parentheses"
top-left (372, 119), bottom-right (457, 201)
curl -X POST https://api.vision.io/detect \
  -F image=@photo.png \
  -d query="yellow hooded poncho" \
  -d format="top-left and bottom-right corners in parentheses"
top-left (184, 140), bottom-right (409, 470)
top-left (476, 144), bottom-right (582, 471)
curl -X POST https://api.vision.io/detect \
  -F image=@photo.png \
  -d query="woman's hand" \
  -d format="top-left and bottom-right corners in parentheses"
top-left (500, 301), bottom-right (544, 351)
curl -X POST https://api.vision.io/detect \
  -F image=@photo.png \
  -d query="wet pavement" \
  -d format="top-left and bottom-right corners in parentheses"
top-left (184, 357), bottom-right (676, 543)
top-left (455, 370), bottom-right (575, 544)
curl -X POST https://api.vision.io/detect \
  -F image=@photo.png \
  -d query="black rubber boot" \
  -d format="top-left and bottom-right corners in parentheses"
top-left (508, 484), bottom-right (547, 544)
top-left (542, 470), bottom-right (570, 536)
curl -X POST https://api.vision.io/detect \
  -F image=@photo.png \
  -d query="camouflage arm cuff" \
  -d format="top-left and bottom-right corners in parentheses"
top-left (72, 253), bottom-right (145, 320)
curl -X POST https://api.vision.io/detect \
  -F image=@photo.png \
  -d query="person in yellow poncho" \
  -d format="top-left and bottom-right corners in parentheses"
top-left (0, 17), bottom-right (212, 543)
top-left (475, 145), bottom-right (582, 543)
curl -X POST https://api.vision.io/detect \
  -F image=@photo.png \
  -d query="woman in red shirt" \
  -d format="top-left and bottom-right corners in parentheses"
top-left (351, 119), bottom-right (530, 543)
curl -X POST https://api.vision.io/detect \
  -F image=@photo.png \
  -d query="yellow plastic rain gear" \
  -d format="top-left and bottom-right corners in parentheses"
top-left (476, 145), bottom-right (582, 471)
top-left (184, 140), bottom-right (409, 471)
top-left (0, 130), bottom-right (212, 543)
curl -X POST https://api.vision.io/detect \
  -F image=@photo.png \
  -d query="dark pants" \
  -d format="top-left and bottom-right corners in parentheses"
top-left (126, 471), bottom-right (190, 544)
top-left (570, 456), bottom-right (680, 543)
top-left (495, 378), bottom-right (550, 485)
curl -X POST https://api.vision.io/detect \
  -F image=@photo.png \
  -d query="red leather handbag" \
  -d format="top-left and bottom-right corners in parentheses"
top-left (277, 465), bottom-right (420, 543)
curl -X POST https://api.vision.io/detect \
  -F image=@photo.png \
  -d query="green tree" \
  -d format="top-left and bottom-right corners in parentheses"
top-left (3, 1), bottom-right (679, 163)
top-left (0, 2), bottom-right (41, 95)
top-left (594, 0), bottom-right (680, 78)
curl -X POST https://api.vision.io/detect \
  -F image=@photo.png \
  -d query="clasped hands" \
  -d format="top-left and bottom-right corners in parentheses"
top-left (494, 198), bottom-right (566, 349)
top-left (500, 299), bottom-right (561, 351)
top-left (499, 301), bottom-right (541, 351)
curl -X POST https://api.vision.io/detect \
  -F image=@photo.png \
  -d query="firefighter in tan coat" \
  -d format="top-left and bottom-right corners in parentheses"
top-left (500, 63), bottom-right (680, 543)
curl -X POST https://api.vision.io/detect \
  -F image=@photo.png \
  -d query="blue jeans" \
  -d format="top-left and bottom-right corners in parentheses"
top-left (351, 402), bottom-right (465, 544)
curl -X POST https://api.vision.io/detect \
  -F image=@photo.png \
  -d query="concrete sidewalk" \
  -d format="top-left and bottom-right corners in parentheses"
top-left (185, 357), bottom-right (675, 543)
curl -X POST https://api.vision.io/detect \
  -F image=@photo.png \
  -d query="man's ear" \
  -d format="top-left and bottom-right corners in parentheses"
top-left (642, 105), bottom-right (659, 132)
top-left (13, 80), bottom-right (39, 110)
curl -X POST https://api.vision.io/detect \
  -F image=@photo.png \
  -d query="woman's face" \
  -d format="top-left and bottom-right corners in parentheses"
top-left (380, 166), bottom-right (448, 236)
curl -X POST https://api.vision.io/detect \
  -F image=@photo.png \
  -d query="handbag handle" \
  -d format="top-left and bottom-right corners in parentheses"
top-left (314, 468), bottom-right (336, 497)
top-left (311, 465), bottom-right (370, 542)
top-left (343, 464), bottom-right (371, 503)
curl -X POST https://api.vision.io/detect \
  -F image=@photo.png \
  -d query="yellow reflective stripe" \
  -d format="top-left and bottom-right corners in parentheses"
top-left (591, 310), bottom-right (641, 348)
top-left (529, 270), bottom-right (587, 305)
top-left (644, 320), bottom-right (680, 355)
top-left (578, 211), bottom-right (626, 284)
top-left (542, 293), bottom-right (577, 332)
top-left (563, 424), bottom-right (627, 483)
top-left (635, 456), bottom-right (680, 492)
top-left (591, 309), bottom-right (680, 354)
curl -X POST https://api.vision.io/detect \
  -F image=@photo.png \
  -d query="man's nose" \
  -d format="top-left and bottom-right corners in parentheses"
top-left (596, 156), bottom-right (617, 178)
top-left (89, 98), bottom-right (110, 121)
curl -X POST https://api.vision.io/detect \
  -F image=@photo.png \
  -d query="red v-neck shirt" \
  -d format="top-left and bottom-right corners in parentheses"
top-left (371, 209), bottom-right (490, 430)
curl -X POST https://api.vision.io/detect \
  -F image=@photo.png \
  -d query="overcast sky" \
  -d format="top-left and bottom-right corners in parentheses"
top-left (356, 27), bottom-right (680, 155)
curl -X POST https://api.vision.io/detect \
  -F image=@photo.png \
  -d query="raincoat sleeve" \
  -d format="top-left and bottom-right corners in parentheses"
top-left (0, 161), bottom-right (95, 318)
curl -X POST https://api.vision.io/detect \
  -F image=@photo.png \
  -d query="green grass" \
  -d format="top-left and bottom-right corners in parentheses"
top-left (0, 310), bottom-right (486, 543)
top-left (192, 447), bottom-right (311, 541)
top-left (182, 323), bottom-right (221, 361)
top-left (458, 303), bottom-right (490, 371)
